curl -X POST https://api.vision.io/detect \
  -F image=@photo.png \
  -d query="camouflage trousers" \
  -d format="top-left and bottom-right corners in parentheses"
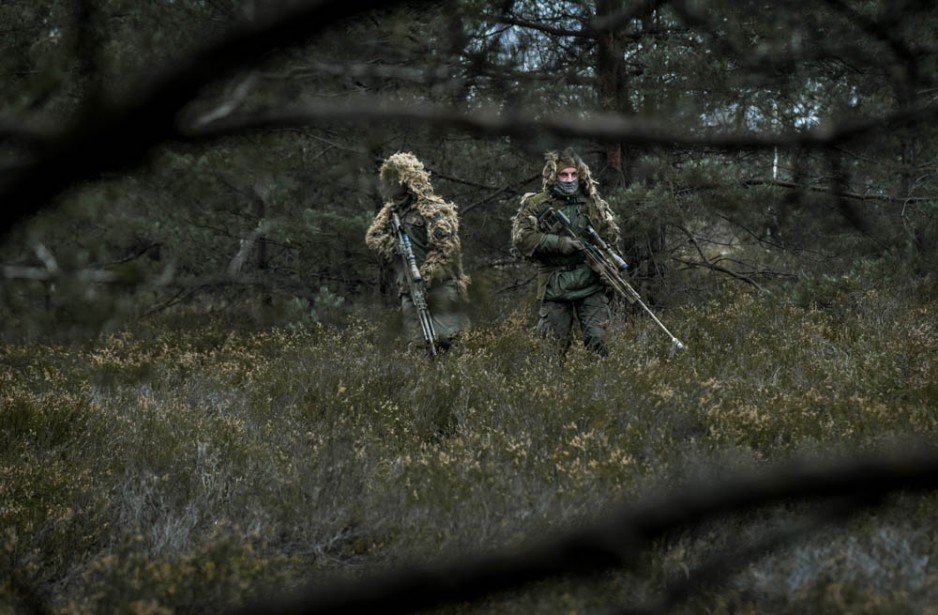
top-left (536, 291), bottom-right (610, 356)
top-left (401, 279), bottom-right (470, 352)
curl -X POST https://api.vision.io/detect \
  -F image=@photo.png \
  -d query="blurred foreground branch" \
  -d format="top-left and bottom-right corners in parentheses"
top-left (1, 24), bottom-right (935, 239)
top-left (1, 265), bottom-right (121, 284)
top-left (625, 496), bottom-right (865, 615)
top-left (0, 0), bottom-right (429, 239)
top-left (187, 100), bottom-right (938, 151)
top-left (238, 445), bottom-right (938, 615)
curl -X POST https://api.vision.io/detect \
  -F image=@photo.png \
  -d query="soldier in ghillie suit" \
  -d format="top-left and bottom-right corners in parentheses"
top-left (511, 149), bottom-right (621, 356)
top-left (366, 152), bottom-right (470, 351)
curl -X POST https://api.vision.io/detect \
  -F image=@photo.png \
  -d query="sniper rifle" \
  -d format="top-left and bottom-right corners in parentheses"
top-left (544, 207), bottom-right (686, 350)
top-left (390, 209), bottom-right (439, 356)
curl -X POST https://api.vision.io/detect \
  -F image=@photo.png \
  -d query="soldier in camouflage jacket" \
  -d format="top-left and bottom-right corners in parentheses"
top-left (511, 149), bottom-right (621, 356)
top-left (366, 152), bottom-right (470, 350)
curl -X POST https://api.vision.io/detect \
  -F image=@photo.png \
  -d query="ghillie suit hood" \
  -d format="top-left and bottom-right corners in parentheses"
top-left (379, 151), bottom-right (436, 202)
top-left (365, 152), bottom-right (470, 297)
top-left (540, 148), bottom-right (601, 200)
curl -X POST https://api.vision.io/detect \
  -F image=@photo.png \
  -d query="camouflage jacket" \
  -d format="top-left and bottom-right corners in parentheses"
top-left (365, 195), bottom-right (470, 299)
top-left (511, 189), bottom-right (621, 302)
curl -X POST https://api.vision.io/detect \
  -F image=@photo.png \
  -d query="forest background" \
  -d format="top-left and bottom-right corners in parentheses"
top-left (1, 0), bottom-right (936, 613)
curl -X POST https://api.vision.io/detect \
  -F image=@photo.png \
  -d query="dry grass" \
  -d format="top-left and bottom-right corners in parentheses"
top-left (1, 274), bottom-right (936, 613)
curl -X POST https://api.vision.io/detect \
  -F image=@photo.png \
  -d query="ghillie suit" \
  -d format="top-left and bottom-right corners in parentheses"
top-left (366, 152), bottom-right (470, 350)
top-left (511, 149), bottom-right (621, 356)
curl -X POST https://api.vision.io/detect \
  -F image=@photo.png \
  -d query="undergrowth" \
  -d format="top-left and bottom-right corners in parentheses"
top-left (1, 278), bottom-right (935, 613)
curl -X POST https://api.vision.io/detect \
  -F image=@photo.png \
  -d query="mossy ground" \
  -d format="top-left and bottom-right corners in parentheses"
top-left (1, 278), bottom-right (936, 613)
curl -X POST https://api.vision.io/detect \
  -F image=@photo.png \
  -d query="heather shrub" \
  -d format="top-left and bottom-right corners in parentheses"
top-left (1, 277), bottom-right (935, 613)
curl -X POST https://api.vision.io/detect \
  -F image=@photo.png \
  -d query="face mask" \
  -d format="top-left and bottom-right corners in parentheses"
top-left (556, 178), bottom-right (579, 196)
top-left (384, 180), bottom-right (410, 201)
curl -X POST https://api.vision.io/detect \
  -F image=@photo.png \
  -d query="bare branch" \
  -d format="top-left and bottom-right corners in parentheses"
top-left (739, 178), bottom-right (937, 204)
top-left (676, 177), bottom-right (936, 208)
top-left (101, 243), bottom-right (162, 267)
top-left (423, 167), bottom-right (504, 191)
top-left (2, 265), bottom-right (119, 284)
top-left (672, 257), bottom-right (770, 292)
top-left (0, 0), bottom-right (432, 238)
top-left (461, 173), bottom-right (541, 214)
top-left (184, 100), bottom-right (938, 151)
top-left (495, 274), bottom-right (536, 295)
top-left (142, 285), bottom-right (204, 317)
top-left (496, 15), bottom-right (592, 39)
top-left (265, 61), bottom-right (453, 86)
top-left (668, 224), bottom-right (769, 292)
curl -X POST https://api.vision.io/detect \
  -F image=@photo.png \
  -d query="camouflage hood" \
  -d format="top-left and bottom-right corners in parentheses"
top-left (541, 149), bottom-right (601, 200)
top-left (368, 152), bottom-right (470, 298)
top-left (379, 152), bottom-right (437, 203)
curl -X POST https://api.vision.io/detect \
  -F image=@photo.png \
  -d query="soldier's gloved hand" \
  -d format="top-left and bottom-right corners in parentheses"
top-left (557, 236), bottom-right (580, 255)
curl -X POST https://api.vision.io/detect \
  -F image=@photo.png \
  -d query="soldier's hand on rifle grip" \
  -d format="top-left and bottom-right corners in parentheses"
top-left (557, 235), bottom-right (580, 255)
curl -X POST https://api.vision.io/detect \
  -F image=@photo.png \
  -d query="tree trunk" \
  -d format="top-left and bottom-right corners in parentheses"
top-left (252, 184), bottom-right (271, 306)
top-left (595, 0), bottom-right (629, 190)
